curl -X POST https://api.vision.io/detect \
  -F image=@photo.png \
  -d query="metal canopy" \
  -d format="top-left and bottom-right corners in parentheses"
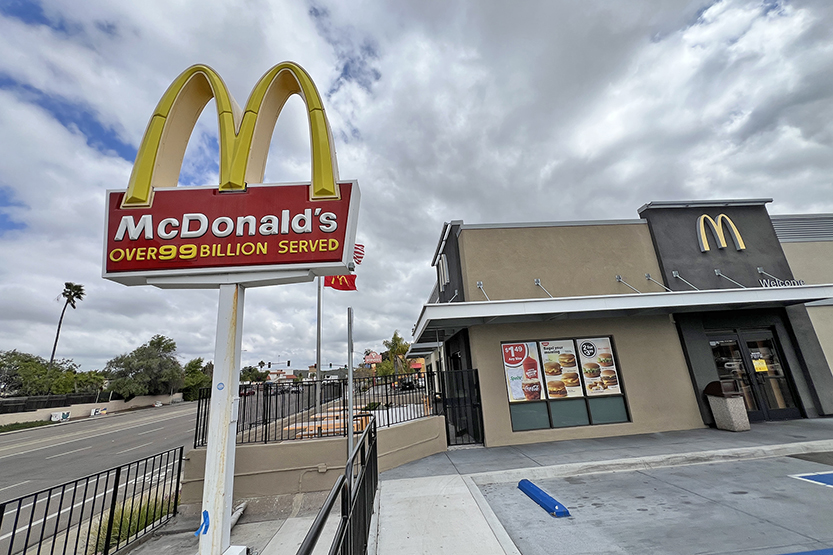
top-left (413, 284), bottom-right (833, 344)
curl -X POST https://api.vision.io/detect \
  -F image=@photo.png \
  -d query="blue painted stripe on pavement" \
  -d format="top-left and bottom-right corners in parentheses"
top-left (778, 548), bottom-right (833, 555)
top-left (799, 472), bottom-right (833, 487)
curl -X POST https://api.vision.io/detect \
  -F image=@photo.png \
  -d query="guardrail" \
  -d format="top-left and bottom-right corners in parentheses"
top-left (194, 371), bottom-right (437, 447)
top-left (296, 416), bottom-right (378, 555)
top-left (0, 446), bottom-right (183, 555)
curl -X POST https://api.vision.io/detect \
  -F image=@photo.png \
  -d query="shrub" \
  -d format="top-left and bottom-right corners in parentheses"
top-left (87, 494), bottom-right (174, 554)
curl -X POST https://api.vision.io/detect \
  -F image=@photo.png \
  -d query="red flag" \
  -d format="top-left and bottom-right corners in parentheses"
top-left (353, 243), bottom-right (365, 265)
top-left (324, 275), bottom-right (357, 291)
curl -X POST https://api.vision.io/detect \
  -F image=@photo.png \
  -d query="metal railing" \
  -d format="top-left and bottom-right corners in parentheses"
top-left (195, 371), bottom-right (437, 447)
top-left (0, 446), bottom-right (183, 555)
top-left (296, 416), bottom-right (378, 555)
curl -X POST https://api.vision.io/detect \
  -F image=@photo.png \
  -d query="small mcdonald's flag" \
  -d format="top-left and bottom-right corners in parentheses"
top-left (324, 275), bottom-right (357, 291)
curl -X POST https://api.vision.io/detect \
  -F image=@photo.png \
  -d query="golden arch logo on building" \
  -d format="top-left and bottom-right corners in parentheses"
top-left (122, 62), bottom-right (340, 208)
top-left (697, 214), bottom-right (746, 252)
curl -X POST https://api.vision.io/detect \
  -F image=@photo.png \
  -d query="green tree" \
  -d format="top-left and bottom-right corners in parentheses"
top-left (105, 335), bottom-right (184, 401)
top-left (1, 351), bottom-right (77, 395)
top-left (49, 282), bottom-right (85, 369)
top-left (74, 370), bottom-right (107, 394)
top-left (241, 366), bottom-right (269, 382)
top-left (382, 331), bottom-right (411, 374)
top-left (375, 358), bottom-right (395, 377)
top-left (0, 350), bottom-right (25, 395)
top-left (181, 358), bottom-right (212, 401)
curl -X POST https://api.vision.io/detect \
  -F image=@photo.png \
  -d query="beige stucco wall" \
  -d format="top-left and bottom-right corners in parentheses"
top-left (180, 416), bottom-right (447, 509)
top-left (0, 393), bottom-right (183, 427)
top-left (781, 241), bottom-right (833, 284)
top-left (457, 223), bottom-right (663, 301)
top-left (468, 316), bottom-right (705, 447)
top-left (781, 241), bottom-right (833, 374)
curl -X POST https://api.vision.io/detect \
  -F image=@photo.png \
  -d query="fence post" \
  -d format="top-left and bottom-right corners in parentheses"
top-left (103, 466), bottom-right (122, 555)
top-left (385, 375), bottom-right (390, 428)
top-left (174, 446), bottom-right (184, 516)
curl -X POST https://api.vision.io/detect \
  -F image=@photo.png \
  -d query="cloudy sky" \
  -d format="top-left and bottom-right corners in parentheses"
top-left (1, 0), bottom-right (832, 372)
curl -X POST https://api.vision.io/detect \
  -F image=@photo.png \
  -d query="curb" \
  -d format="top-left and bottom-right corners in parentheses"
top-left (462, 475), bottom-right (522, 555)
top-left (467, 439), bottom-right (833, 485)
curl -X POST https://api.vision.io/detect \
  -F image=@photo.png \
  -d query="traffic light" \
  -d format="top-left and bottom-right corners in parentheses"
top-left (267, 362), bottom-right (271, 369)
top-left (287, 360), bottom-right (290, 366)
top-left (329, 363), bottom-right (332, 368)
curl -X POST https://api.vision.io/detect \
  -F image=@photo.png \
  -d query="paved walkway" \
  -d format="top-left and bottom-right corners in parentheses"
top-left (374, 419), bottom-right (833, 555)
top-left (129, 419), bottom-right (833, 554)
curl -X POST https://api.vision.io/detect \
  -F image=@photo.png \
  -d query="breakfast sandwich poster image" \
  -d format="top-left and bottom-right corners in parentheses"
top-left (576, 337), bottom-right (620, 396)
top-left (538, 340), bottom-right (583, 399)
top-left (501, 342), bottom-right (544, 402)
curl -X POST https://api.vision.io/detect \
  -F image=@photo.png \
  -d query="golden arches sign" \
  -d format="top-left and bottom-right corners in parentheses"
top-left (122, 62), bottom-right (340, 208)
top-left (104, 62), bottom-right (359, 288)
top-left (697, 214), bottom-right (746, 252)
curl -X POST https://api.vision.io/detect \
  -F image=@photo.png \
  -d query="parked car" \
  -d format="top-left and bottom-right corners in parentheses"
top-left (398, 377), bottom-right (416, 391)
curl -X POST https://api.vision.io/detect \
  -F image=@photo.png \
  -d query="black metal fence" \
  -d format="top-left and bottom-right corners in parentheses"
top-left (0, 393), bottom-right (113, 415)
top-left (0, 446), bottom-right (183, 555)
top-left (296, 416), bottom-right (378, 555)
top-left (195, 372), bottom-right (437, 448)
top-left (437, 369), bottom-right (484, 446)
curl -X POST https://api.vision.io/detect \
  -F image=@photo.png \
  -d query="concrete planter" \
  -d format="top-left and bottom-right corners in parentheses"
top-left (707, 395), bottom-right (750, 432)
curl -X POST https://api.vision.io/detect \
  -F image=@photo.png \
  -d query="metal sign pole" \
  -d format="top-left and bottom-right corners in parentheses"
top-left (315, 277), bottom-right (323, 431)
top-left (200, 284), bottom-right (245, 555)
top-left (347, 307), bottom-right (354, 455)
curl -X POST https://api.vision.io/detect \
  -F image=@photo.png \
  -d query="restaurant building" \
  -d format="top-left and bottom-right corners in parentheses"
top-left (411, 199), bottom-right (833, 447)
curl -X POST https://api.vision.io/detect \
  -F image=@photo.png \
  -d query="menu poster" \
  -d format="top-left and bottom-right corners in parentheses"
top-left (576, 337), bottom-right (620, 396)
top-left (538, 340), bottom-right (584, 399)
top-left (501, 342), bottom-right (544, 403)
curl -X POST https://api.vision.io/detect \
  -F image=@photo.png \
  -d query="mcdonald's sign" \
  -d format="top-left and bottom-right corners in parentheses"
top-left (697, 214), bottom-right (746, 253)
top-left (103, 62), bottom-right (359, 287)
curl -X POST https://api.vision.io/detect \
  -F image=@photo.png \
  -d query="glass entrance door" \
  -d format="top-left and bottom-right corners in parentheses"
top-left (742, 332), bottom-right (800, 420)
top-left (708, 331), bottom-right (801, 421)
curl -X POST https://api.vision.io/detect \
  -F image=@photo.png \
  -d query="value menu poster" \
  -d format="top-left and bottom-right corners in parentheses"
top-left (538, 340), bottom-right (584, 399)
top-left (501, 342), bottom-right (544, 402)
top-left (576, 337), bottom-right (621, 396)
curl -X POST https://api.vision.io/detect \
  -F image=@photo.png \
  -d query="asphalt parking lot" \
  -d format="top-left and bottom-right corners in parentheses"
top-left (478, 454), bottom-right (833, 555)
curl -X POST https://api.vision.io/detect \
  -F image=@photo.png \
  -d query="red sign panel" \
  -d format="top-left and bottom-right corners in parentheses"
top-left (103, 182), bottom-right (358, 284)
top-left (364, 351), bottom-right (382, 364)
top-left (502, 343), bottom-right (527, 366)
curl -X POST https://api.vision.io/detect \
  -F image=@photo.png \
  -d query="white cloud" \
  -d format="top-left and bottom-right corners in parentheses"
top-left (1, 0), bottom-right (833, 371)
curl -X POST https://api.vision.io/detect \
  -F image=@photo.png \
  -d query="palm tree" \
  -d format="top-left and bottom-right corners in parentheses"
top-left (49, 282), bottom-right (85, 369)
top-left (383, 331), bottom-right (410, 374)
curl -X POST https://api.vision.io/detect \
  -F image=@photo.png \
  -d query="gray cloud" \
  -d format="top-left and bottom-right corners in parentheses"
top-left (1, 0), bottom-right (832, 372)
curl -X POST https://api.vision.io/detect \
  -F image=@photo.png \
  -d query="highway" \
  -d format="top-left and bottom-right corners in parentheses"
top-left (0, 402), bottom-right (197, 503)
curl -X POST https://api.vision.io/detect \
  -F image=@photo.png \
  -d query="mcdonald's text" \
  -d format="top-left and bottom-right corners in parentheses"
top-left (104, 182), bottom-right (357, 279)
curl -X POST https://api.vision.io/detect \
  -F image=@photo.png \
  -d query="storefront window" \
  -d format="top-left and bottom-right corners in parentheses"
top-left (502, 336), bottom-right (630, 431)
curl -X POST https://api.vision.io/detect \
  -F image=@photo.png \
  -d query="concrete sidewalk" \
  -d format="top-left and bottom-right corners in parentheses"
top-left (374, 419), bottom-right (833, 555)
top-left (130, 419), bottom-right (833, 554)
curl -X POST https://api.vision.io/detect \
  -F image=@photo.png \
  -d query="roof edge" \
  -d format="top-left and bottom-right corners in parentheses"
top-left (638, 198), bottom-right (772, 214)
